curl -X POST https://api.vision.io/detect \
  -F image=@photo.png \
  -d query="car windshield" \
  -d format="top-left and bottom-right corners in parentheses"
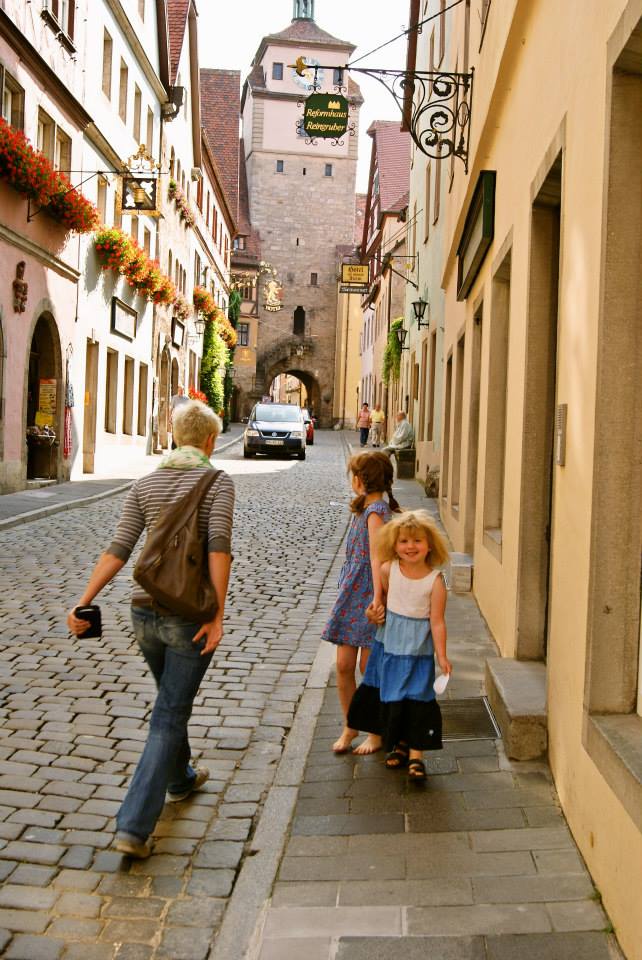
top-left (253, 404), bottom-right (301, 423)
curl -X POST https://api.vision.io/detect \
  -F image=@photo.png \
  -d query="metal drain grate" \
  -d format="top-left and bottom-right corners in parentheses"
top-left (441, 697), bottom-right (500, 741)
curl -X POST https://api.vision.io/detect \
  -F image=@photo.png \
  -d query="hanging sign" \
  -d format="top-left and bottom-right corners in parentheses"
top-left (303, 93), bottom-right (349, 139)
top-left (340, 284), bottom-right (369, 294)
top-left (36, 378), bottom-right (57, 427)
top-left (341, 263), bottom-right (369, 284)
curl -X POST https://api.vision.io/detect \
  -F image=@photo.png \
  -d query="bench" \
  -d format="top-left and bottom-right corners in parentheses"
top-left (394, 447), bottom-right (416, 479)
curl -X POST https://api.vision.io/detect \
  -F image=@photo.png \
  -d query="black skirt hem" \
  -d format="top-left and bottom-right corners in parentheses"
top-left (348, 682), bottom-right (443, 752)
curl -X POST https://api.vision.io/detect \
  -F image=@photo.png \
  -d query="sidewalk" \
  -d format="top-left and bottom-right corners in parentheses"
top-left (0, 425), bottom-right (244, 530)
top-left (225, 453), bottom-right (621, 960)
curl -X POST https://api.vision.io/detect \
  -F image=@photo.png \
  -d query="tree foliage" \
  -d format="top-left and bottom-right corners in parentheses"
top-left (382, 317), bottom-right (404, 385)
top-left (200, 320), bottom-right (228, 412)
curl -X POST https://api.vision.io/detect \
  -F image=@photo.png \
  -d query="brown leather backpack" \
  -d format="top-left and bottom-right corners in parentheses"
top-left (133, 469), bottom-right (221, 622)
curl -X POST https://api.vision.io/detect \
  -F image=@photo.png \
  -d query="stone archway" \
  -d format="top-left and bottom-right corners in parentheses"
top-left (159, 348), bottom-right (170, 449)
top-left (24, 311), bottom-right (63, 481)
top-left (267, 365), bottom-right (322, 422)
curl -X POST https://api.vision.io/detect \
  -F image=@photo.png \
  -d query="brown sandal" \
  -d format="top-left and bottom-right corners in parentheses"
top-left (408, 759), bottom-right (427, 780)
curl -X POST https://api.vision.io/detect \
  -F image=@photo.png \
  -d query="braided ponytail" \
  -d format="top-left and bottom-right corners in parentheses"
top-left (386, 482), bottom-right (402, 513)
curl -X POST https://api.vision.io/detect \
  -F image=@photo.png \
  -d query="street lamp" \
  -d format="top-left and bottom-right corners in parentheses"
top-left (412, 296), bottom-right (430, 329)
top-left (395, 324), bottom-right (409, 351)
top-left (188, 316), bottom-right (206, 344)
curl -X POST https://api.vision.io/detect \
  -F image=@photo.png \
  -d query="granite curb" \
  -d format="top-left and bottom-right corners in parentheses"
top-left (0, 432), bottom-right (243, 532)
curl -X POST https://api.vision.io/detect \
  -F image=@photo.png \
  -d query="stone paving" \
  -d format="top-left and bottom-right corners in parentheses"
top-left (0, 432), bottom-right (351, 959)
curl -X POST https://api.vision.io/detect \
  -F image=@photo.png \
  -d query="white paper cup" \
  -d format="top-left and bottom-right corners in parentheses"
top-left (433, 673), bottom-right (450, 695)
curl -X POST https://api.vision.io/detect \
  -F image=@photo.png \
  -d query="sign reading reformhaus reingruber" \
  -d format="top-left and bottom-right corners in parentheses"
top-left (304, 93), bottom-right (349, 139)
top-left (341, 263), bottom-right (369, 284)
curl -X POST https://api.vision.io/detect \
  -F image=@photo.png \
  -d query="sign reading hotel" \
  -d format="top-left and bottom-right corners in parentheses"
top-left (303, 94), bottom-right (349, 139)
top-left (341, 263), bottom-right (369, 285)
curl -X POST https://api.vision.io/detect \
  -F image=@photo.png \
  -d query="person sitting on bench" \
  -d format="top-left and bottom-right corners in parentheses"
top-left (382, 411), bottom-right (415, 460)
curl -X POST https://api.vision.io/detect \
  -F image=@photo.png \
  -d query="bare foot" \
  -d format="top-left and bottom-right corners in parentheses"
top-left (333, 728), bottom-right (358, 754)
top-left (353, 734), bottom-right (383, 755)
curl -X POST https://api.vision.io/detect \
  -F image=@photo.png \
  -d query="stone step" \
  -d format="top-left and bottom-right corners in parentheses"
top-left (485, 659), bottom-right (548, 761)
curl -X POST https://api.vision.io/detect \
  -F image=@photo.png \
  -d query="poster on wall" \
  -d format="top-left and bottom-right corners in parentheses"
top-left (35, 378), bottom-right (56, 427)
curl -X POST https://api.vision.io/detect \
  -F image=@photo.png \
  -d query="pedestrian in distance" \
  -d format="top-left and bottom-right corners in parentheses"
top-left (370, 403), bottom-right (386, 448)
top-left (321, 452), bottom-right (402, 754)
top-left (348, 510), bottom-right (452, 780)
top-left (357, 403), bottom-right (371, 447)
top-left (381, 410), bottom-right (415, 460)
top-left (67, 400), bottom-right (234, 858)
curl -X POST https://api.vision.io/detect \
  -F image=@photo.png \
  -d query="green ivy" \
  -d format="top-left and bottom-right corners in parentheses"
top-left (200, 320), bottom-right (229, 412)
top-left (382, 317), bottom-right (404, 385)
top-left (228, 288), bottom-right (241, 328)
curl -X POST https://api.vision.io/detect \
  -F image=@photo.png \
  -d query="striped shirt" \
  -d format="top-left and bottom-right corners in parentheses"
top-left (107, 466), bottom-right (235, 606)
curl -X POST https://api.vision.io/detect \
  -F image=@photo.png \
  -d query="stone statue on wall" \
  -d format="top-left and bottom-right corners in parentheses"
top-left (13, 261), bottom-right (28, 313)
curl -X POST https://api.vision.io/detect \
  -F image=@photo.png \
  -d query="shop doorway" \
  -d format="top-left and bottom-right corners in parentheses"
top-left (158, 348), bottom-right (170, 449)
top-left (516, 152), bottom-right (563, 661)
top-left (83, 339), bottom-right (99, 473)
top-left (171, 357), bottom-right (179, 397)
top-left (26, 312), bottom-right (62, 481)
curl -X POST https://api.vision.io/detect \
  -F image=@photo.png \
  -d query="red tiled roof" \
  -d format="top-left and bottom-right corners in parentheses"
top-left (235, 142), bottom-right (261, 261)
top-left (266, 18), bottom-right (354, 48)
top-left (200, 69), bottom-right (241, 223)
top-left (354, 193), bottom-right (367, 246)
top-left (369, 120), bottom-right (411, 212)
top-left (167, 0), bottom-right (190, 84)
top-left (247, 63), bottom-right (266, 91)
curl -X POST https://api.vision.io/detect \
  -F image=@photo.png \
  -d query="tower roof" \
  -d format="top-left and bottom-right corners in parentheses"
top-left (251, 17), bottom-right (355, 69)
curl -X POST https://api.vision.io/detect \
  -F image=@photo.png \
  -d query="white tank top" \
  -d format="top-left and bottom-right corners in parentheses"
top-left (387, 560), bottom-right (440, 618)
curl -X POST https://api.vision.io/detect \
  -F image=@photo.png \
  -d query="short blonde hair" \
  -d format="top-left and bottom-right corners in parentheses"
top-left (173, 400), bottom-right (222, 447)
top-left (377, 509), bottom-right (449, 567)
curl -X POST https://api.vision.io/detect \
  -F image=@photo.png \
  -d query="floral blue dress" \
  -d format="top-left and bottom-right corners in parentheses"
top-left (321, 500), bottom-right (391, 648)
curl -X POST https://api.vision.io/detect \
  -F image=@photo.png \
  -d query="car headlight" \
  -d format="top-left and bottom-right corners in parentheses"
top-left (246, 429), bottom-right (259, 437)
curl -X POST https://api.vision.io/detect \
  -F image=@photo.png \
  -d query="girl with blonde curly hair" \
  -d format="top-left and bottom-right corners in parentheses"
top-left (348, 510), bottom-right (452, 780)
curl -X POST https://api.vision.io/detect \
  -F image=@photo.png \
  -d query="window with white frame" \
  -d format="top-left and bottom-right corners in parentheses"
top-left (102, 30), bottom-right (113, 99)
top-left (37, 108), bottom-right (55, 162)
top-left (0, 67), bottom-right (24, 129)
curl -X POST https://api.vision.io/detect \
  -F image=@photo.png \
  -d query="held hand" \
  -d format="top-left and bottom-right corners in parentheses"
top-left (67, 606), bottom-right (91, 637)
top-left (366, 601), bottom-right (386, 624)
top-left (436, 654), bottom-right (452, 676)
top-left (192, 616), bottom-right (223, 656)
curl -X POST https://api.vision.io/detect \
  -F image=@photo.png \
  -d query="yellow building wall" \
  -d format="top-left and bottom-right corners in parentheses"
top-left (438, 1), bottom-right (642, 956)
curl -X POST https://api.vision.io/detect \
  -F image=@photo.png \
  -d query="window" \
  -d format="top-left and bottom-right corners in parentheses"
top-left (293, 306), bottom-right (306, 336)
top-left (0, 67), bottom-right (24, 129)
top-left (138, 0), bottom-right (145, 20)
top-left (96, 176), bottom-right (108, 223)
top-left (105, 349), bottom-right (118, 434)
top-left (310, 272), bottom-right (318, 286)
top-left (325, 163), bottom-right (333, 177)
top-left (333, 67), bottom-right (344, 86)
top-left (206, 192), bottom-right (210, 228)
top-left (113, 189), bottom-right (122, 228)
top-left (146, 107), bottom-right (153, 153)
top-left (137, 363), bottom-right (148, 436)
top-left (427, 330), bottom-right (436, 441)
top-left (123, 356), bottom-right (134, 436)
top-left (37, 108), bottom-right (55, 162)
top-left (433, 146), bottom-right (442, 224)
top-left (143, 228), bottom-right (151, 256)
top-left (424, 164), bottom-right (431, 242)
top-left (130, 215), bottom-right (138, 242)
top-left (54, 127), bottom-right (71, 172)
top-left (43, 0), bottom-right (75, 42)
top-left (480, 0), bottom-right (492, 46)
top-left (272, 62), bottom-right (284, 80)
top-left (483, 250), bottom-right (511, 541)
top-left (237, 322), bottom-right (249, 347)
top-left (119, 59), bottom-right (128, 123)
top-left (168, 250), bottom-right (173, 278)
top-left (133, 85), bottom-right (142, 143)
top-left (102, 30), bottom-right (113, 99)
top-left (194, 252), bottom-right (202, 289)
top-left (276, 160), bottom-right (284, 173)
top-left (169, 147), bottom-right (175, 180)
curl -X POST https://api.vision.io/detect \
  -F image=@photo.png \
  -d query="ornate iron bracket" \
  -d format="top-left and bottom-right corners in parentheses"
top-left (290, 59), bottom-right (473, 171)
top-left (350, 67), bottom-right (473, 172)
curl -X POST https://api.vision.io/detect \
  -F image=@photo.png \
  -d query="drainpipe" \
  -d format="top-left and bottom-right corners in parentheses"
top-left (341, 292), bottom-right (350, 427)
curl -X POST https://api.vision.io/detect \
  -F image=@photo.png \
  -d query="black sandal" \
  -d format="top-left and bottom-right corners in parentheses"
top-left (385, 744), bottom-right (409, 769)
top-left (408, 759), bottom-right (427, 780)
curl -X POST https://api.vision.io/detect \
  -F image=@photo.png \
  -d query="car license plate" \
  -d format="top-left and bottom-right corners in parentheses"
top-left (265, 439), bottom-right (283, 445)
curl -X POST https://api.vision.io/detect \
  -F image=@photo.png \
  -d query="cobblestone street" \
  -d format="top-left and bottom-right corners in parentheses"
top-left (0, 433), bottom-right (351, 960)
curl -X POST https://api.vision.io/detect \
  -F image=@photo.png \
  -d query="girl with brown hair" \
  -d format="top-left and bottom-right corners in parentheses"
top-left (321, 452), bottom-right (401, 754)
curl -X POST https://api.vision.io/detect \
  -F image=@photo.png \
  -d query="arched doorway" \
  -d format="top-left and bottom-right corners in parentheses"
top-left (25, 312), bottom-right (62, 481)
top-left (267, 367), bottom-right (320, 420)
top-left (159, 348), bottom-right (170, 449)
top-left (171, 357), bottom-right (179, 396)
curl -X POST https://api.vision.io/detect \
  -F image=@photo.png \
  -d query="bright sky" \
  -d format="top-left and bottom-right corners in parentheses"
top-left (197, 0), bottom-right (409, 193)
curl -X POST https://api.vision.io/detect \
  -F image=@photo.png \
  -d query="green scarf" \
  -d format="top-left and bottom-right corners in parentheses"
top-left (159, 445), bottom-right (211, 469)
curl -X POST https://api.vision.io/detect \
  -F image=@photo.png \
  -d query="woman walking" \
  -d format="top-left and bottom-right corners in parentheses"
top-left (67, 401), bottom-right (234, 858)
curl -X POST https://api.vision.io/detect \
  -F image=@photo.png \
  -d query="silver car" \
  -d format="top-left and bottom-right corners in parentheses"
top-left (243, 403), bottom-right (307, 460)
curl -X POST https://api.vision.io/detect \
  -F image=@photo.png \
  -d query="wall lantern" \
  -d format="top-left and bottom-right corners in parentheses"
top-left (395, 325), bottom-right (409, 351)
top-left (194, 317), bottom-right (206, 336)
top-left (412, 297), bottom-right (430, 329)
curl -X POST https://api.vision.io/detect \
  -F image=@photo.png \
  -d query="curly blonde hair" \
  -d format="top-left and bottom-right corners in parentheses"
top-left (173, 400), bottom-right (222, 447)
top-left (377, 509), bottom-right (450, 567)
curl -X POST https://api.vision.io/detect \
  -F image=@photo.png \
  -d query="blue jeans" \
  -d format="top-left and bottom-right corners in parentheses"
top-left (359, 427), bottom-right (369, 446)
top-left (116, 606), bottom-right (213, 840)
